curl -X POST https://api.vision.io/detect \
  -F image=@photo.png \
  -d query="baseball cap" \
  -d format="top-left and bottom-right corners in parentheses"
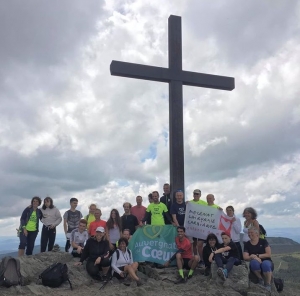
top-left (193, 189), bottom-right (201, 194)
top-left (96, 226), bottom-right (105, 233)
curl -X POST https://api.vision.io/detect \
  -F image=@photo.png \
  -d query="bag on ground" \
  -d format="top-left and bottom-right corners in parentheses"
top-left (274, 277), bottom-right (284, 292)
top-left (0, 256), bottom-right (23, 287)
top-left (39, 262), bottom-right (72, 289)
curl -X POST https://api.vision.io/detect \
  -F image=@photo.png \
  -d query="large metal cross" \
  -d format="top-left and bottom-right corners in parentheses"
top-left (110, 15), bottom-right (234, 201)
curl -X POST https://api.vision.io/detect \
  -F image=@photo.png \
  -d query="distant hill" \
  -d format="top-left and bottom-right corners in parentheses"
top-left (266, 236), bottom-right (300, 254)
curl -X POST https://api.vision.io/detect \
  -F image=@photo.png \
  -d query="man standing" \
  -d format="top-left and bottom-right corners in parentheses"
top-left (164, 226), bottom-right (199, 283)
top-left (142, 191), bottom-right (173, 225)
top-left (131, 196), bottom-right (146, 223)
top-left (188, 189), bottom-right (207, 267)
top-left (121, 202), bottom-right (139, 235)
top-left (89, 208), bottom-right (106, 237)
top-left (63, 197), bottom-right (83, 252)
top-left (171, 190), bottom-right (186, 227)
top-left (160, 183), bottom-right (172, 224)
top-left (206, 194), bottom-right (223, 210)
top-left (84, 203), bottom-right (97, 230)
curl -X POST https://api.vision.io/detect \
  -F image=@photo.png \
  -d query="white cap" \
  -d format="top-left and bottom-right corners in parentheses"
top-left (96, 226), bottom-right (105, 233)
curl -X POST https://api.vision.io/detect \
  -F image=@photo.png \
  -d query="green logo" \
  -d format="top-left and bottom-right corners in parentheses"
top-left (143, 225), bottom-right (163, 239)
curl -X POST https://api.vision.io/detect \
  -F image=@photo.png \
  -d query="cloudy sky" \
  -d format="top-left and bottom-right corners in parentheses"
top-left (1, 0), bottom-right (300, 236)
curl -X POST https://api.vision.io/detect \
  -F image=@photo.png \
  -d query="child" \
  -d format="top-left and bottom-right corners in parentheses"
top-left (209, 231), bottom-right (240, 280)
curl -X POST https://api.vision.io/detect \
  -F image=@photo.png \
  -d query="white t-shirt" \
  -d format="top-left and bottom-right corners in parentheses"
top-left (69, 228), bottom-right (88, 253)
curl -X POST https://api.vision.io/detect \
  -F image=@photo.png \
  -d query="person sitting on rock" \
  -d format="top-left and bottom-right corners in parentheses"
top-left (203, 233), bottom-right (220, 276)
top-left (74, 226), bottom-right (110, 281)
top-left (164, 226), bottom-right (200, 284)
top-left (111, 237), bottom-right (142, 286)
top-left (243, 226), bottom-right (273, 292)
top-left (209, 232), bottom-right (241, 281)
top-left (70, 219), bottom-right (89, 257)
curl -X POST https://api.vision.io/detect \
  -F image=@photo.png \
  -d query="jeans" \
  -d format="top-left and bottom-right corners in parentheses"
top-left (214, 253), bottom-right (240, 273)
top-left (19, 230), bottom-right (38, 255)
top-left (86, 258), bottom-right (110, 279)
top-left (250, 259), bottom-right (272, 272)
top-left (40, 225), bottom-right (56, 252)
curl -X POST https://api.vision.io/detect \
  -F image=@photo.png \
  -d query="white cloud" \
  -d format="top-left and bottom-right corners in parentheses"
top-left (0, 0), bottom-right (300, 236)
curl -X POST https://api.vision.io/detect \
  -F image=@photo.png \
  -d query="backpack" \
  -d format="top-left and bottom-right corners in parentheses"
top-left (116, 249), bottom-right (132, 260)
top-left (274, 278), bottom-right (284, 292)
top-left (0, 256), bottom-right (23, 287)
top-left (39, 262), bottom-right (72, 289)
top-left (259, 224), bottom-right (267, 239)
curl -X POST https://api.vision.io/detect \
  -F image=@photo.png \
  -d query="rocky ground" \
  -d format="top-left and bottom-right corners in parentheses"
top-left (0, 251), bottom-right (298, 296)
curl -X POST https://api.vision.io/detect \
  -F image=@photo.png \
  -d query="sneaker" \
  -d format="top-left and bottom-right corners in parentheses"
top-left (265, 284), bottom-right (271, 292)
top-left (198, 260), bottom-right (205, 268)
top-left (174, 277), bottom-right (186, 284)
top-left (258, 278), bottom-right (264, 287)
top-left (187, 274), bottom-right (193, 280)
top-left (137, 280), bottom-right (143, 287)
top-left (217, 268), bottom-right (226, 281)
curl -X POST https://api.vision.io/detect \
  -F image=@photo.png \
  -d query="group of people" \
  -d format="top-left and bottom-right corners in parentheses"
top-left (17, 184), bottom-right (273, 291)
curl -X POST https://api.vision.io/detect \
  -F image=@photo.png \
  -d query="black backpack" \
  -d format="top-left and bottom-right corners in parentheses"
top-left (0, 256), bottom-right (23, 287)
top-left (39, 262), bottom-right (72, 289)
top-left (115, 249), bottom-right (132, 260)
top-left (274, 278), bottom-right (284, 292)
top-left (259, 224), bottom-right (267, 239)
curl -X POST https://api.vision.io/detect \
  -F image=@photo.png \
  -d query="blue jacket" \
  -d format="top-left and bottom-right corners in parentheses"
top-left (20, 207), bottom-right (43, 231)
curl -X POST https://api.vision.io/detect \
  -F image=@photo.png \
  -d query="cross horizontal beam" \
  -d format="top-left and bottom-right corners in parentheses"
top-left (110, 60), bottom-right (235, 91)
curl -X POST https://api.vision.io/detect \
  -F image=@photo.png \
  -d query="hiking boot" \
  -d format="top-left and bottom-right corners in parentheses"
top-left (217, 268), bottom-right (226, 281)
top-left (265, 284), bottom-right (271, 292)
top-left (174, 277), bottom-right (186, 284)
top-left (137, 280), bottom-right (143, 287)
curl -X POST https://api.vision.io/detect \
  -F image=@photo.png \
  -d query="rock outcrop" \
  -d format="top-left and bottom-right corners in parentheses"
top-left (0, 251), bottom-right (291, 296)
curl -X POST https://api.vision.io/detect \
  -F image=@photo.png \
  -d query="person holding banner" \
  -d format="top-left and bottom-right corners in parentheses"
top-left (226, 206), bottom-right (242, 259)
top-left (141, 191), bottom-right (173, 225)
top-left (209, 232), bottom-right (241, 281)
top-left (188, 189), bottom-right (207, 267)
top-left (206, 194), bottom-right (223, 210)
top-left (164, 226), bottom-right (199, 283)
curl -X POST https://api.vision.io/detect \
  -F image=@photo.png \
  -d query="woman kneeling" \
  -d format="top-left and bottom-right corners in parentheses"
top-left (111, 238), bottom-right (142, 286)
top-left (243, 226), bottom-right (273, 292)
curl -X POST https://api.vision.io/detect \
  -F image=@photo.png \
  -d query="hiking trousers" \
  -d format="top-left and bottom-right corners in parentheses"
top-left (41, 225), bottom-right (56, 252)
top-left (86, 258), bottom-right (110, 279)
top-left (19, 230), bottom-right (38, 255)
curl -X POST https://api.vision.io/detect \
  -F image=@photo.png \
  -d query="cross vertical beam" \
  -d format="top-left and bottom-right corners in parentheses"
top-left (168, 15), bottom-right (184, 199)
top-left (110, 15), bottom-right (235, 202)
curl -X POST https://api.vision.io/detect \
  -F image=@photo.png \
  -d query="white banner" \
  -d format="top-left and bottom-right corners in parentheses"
top-left (184, 203), bottom-right (232, 241)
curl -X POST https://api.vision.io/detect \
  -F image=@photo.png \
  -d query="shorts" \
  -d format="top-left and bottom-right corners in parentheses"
top-left (182, 258), bottom-right (191, 270)
top-left (113, 266), bottom-right (126, 279)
